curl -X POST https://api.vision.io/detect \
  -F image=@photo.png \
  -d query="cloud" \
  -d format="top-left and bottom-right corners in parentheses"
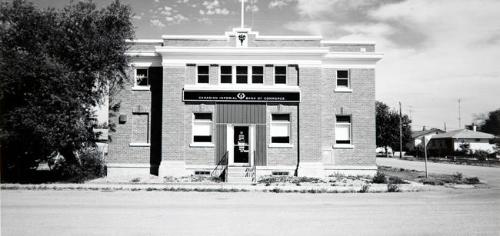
top-left (156, 5), bottom-right (189, 24)
top-left (150, 19), bottom-right (166, 28)
top-left (200, 0), bottom-right (230, 15)
top-left (268, 0), bottom-right (294, 9)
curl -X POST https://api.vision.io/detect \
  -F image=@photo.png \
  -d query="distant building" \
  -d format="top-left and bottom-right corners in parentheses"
top-left (427, 128), bottom-right (496, 156)
top-left (407, 127), bottom-right (445, 152)
top-left (105, 27), bottom-right (383, 180)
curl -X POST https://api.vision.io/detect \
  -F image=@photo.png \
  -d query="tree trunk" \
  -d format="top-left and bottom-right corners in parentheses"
top-left (385, 146), bottom-right (389, 158)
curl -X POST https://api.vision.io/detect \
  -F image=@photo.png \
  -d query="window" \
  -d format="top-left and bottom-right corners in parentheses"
top-left (220, 66), bottom-right (232, 84)
top-left (132, 113), bottom-right (149, 144)
top-left (197, 66), bottom-right (209, 84)
top-left (335, 115), bottom-right (351, 144)
top-left (337, 70), bottom-right (349, 88)
top-left (135, 68), bottom-right (149, 86)
top-left (193, 113), bottom-right (212, 143)
top-left (274, 66), bottom-right (287, 84)
top-left (252, 66), bottom-right (263, 84)
top-left (236, 66), bottom-right (248, 84)
top-left (271, 114), bottom-right (290, 143)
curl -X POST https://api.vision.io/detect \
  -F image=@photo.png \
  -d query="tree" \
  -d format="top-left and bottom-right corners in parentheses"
top-left (376, 101), bottom-right (412, 156)
top-left (0, 0), bottom-right (134, 177)
top-left (479, 109), bottom-right (500, 136)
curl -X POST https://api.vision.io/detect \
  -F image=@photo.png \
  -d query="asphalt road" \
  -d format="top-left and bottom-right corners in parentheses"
top-left (2, 159), bottom-right (500, 236)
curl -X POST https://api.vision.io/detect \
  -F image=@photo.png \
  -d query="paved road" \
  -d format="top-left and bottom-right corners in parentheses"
top-left (377, 158), bottom-right (500, 188)
top-left (2, 188), bottom-right (500, 236)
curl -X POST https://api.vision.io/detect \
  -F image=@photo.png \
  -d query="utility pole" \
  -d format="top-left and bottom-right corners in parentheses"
top-left (399, 101), bottom-right (403, 159)
top-left (458, 98), bottom-right (461, 129)
top-left (423, 136), bottom-right (428, 178)
top-left (444, 121), bottom-right (447, 131)
top-left (240, 0), bottom-right (245, 28)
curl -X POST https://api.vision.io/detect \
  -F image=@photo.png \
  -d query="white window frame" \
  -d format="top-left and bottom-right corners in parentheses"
top-left (129, 112), bottom-right (150, 147)
top-left (251, 65), bottom-right (264, 85)
top-left (274, 65), bottom-right (287, 85)
top-left (133, 68), bottom-right (150, 91)
top-left (334, 115), bottom-right (353, 148)
top-left (335, 69), bottom-right (352, 92)
top-left (219, 65), bottom-right (233, 84)
top-left (196, 65), bottom-right (210, 84)
top-left (235, 65), bottom-right (249, 84)
top-left (191, 113), bottom-right (214, 146)
top-left (270, 113), bottom-right (292, 147)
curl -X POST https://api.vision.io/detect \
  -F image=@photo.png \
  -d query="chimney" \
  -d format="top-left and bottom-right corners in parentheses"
top-left (422, 126), bottom-right (426, 131)
top-left (473, 124), bottom-right (477, 132)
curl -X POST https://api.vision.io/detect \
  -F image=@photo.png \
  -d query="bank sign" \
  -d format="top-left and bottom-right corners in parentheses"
top-left (183, 90), bottom-right (300, 103)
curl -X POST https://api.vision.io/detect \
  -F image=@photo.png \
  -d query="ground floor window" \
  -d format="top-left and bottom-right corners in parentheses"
top-left (271, 114), bottom-right (290, 143)
top-left (335, 115), bottom-right (351, 144)
top-left (193, 113), bottom-right (212, 143)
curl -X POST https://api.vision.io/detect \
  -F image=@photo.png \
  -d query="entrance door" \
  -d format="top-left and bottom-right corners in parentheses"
top-left (227, 125), bottom-right (255, 166)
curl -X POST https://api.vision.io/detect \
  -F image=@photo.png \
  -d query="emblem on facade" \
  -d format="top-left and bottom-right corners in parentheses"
top-left (238, 34), bottom-right (246, 46)
top-left (237, 93), bottom-right (246, 100)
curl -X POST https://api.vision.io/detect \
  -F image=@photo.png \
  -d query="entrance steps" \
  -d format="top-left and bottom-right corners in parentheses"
top-left (226, 166), bottom-right (255, 183)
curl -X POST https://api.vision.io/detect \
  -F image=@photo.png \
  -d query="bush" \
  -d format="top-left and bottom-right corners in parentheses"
top-left (372, 172), bottom-right (387, 183)
top-left (52, 147), bottom-right (106, 183)
top-left (387, 184), bottom-right (400, 192)
top-left (464, 177), bottom-right (480, 184)
top-left (359, 184), bottom-right (370, 193)
top-left (388, 176), bottom-right (407, 184)
top-left (473, 150), bottom-right (489, 161)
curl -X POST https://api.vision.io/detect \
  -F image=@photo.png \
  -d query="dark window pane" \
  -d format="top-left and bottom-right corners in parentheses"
top-left (198, 66), bottom-right (209, 74)
top-left (337, 79), bottom-right (349, 87)
top-left (275, 75), bottom-right (286, 84)
top-left (194, 136), bottom-right (212, 142)
top-left (336, 115), bottom-right (351, 123)
top-left (336, 140), bottom-right (351, 144)
top-left (137, 77), bottom-right (148, 86)
top-left (198, 75), bottom-right (209, 83)
top-left (194, 113), bottom-right (212, 120)
top-left (236, 75), bottom-right (247, 83)
top-left (221, 66), bottom-right (232, 74)
top-left (252, 75), bottom-right (263, 84)
top-left (252, 66), bottom-right (263, 74)
top-left (272, 136), bottom-right (289, 143)
top-left (221, 75), bottom-right (232, 83)
top-left (136, 69), bottom-right (149, 86)
top-left (272, 114), bottom-right (290, 121)
top-left (236, 66), bottom-right (247, 74)
top-left (275, 66), bottom-right (286, 74)
top-left (337, 70), bottom-right (348, 78)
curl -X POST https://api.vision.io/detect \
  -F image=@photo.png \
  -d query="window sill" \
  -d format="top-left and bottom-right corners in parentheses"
top-left (129, 143), bottom-right (150, 147)
top-left (190, 143), bottom-right (215, 148)
top-left (333, 144), bottom-right (354, 149)
top-left (334, 88), bottom-right (352, 93)
top-left (269, 143), bottom-right (293, 148)
top-left (132, 86), bottom-right (150, 91)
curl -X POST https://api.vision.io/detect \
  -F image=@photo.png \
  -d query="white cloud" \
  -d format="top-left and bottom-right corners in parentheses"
top-left (202, 0), bottom-right (230, 15)
top-left (269, 0), bottom-right (294, 9)
top-left (150, 19), bottom-right (166, 28)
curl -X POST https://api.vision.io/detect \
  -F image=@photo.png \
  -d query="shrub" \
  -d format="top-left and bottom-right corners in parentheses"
top-left (372, 172), bottom-right (387, 183)
top-left (464, 177), bottom-right (480, 184)
top-left (387, 184), bottom-right (400, 192)
top-left (473, 150), bottom-right (489, 161)
top-left (359, 184), bottom-right (370, 193)
top-left (130, 177), bottom-right (141, 183)
top-left (52, 147), bottom-right (106, 183)
top-left (453, 172), bottom-right (463, 181)
top-left (388, 176), bottom-right (407, 184)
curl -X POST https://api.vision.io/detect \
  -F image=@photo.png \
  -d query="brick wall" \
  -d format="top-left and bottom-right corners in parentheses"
top-left (183, 104), bottom-right (216, 165)
top-left (298, 67), bottom-right (322, 162)
top-left (266, 104), bottom-right (298, 166)
top-left (162, 66), bottom-right (186, 161)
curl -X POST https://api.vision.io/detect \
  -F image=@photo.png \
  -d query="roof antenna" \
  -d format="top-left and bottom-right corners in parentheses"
top-left (240, 0), bottom-right (245, 28)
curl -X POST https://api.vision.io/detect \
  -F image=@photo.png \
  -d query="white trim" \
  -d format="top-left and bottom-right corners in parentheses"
top-left (324, 165), bottom-right (377, 170)
top-left (324, 52), bottom-right (384, 60)
top-left (189, 143), bottom-right (215, 147)
top-left (129, 62), bottom-right (155, 67)
top-left (333, 144), bottom-right (355, 149)
top-left (196, 65), bottom-right (210, 84)
top-left (335, 69), bottom-right (351, 90)
top-left (321, 40), bottom-right (376, 45)
top-left (132, 86), bottom-right (150, 91)
top-left (256, 165), bottom-right (296, 170)
top-left (322, 64), bottom-right (376, 69)
top-left (107, 163), bottom-right (150, 168)
top-left (125, 52), bottom-right (158, 57)
top-left (256, 35), bottom-right (322, 40)
top-left (162, 35), bottom-right (228, 40)
top-left (126, 39), bottom-right (163, 44)
top-left (334, 88), bottom-right (353, 93)
top-left (156, 47), bottom-right (329, 54)
top-left (129, 143), bottom-right (150, 147)
top-left (184, 84), bottom-right (300, 92)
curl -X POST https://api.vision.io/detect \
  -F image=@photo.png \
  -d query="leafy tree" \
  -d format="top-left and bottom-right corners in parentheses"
top-left (0, 0), bottom-right (134, 177)
top-left (479, 109), bottom-right (500, 136)
top-left (376, 101), bottom-right (412, 156)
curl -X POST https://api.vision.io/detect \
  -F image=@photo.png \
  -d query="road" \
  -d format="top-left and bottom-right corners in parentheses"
top-left (2, 159), bottom-right (500, 236)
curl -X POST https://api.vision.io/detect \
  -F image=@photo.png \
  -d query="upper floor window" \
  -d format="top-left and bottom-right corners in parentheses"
top-left (271, 114), bottom-right (290, 144)
top-left (135, 68), bottom-right (149, 86)
top-left (275, 66), bottom-right (287, 84)
top-left (193, 113), bottom-right (212, 143)
top-left (221, 66), bottom-right (232, 84)
top-left (197, 66), bottom-right (209, 84)
top-left (335, 115), bottom-right (351, 144)
top-left (252, 66), bottom-right (264, 84)
top-left (336, 70), bottom-right (350, 88)
top-left (236, 66), bottom-right (248, 84)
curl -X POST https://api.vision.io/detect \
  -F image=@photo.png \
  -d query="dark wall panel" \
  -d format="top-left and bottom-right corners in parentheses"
top-left (149, 67), bottom-right (163, 175)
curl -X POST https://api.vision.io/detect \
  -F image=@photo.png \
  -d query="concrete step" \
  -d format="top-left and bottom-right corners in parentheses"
top-left (227, 176), bottom-right (254, 183)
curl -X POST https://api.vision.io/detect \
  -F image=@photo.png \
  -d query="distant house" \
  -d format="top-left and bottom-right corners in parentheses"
top-left (427, 129), bottom-right (496, 156)
top-left (407, 128), bottom-right (445, 152)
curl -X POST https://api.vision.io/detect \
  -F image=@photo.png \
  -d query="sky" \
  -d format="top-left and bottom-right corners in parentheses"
top-left (32, 0), bottom-right (500, 131)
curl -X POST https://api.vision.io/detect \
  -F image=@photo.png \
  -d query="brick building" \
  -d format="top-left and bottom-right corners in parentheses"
top-left (107, 27), bottom-right (383, 181)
